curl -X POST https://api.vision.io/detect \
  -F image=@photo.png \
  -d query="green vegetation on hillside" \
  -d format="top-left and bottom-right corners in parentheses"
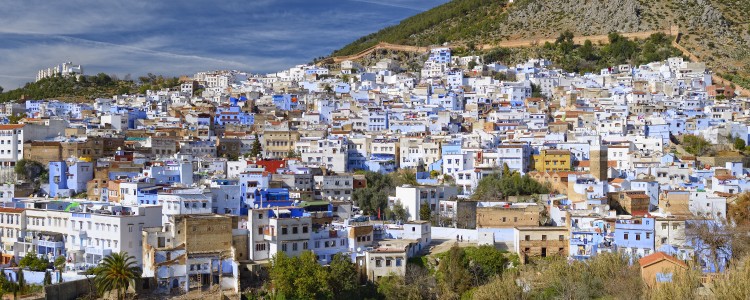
top-left (0, 73), bottom-right (180, 103)
top-left (0, 74), bottom-right (132, 102)
top-left (333, 0), bottom-right (507, 56)
top-left (481, 32), bottom-right (682, 75)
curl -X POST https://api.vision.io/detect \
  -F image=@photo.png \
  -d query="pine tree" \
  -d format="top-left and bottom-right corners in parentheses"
top-left (250, 133), bottom-right (263, 158)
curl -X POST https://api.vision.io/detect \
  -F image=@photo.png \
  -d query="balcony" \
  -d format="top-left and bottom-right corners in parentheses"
top-left (569, 238), bottom-right (593, 245)
top-left (38, 240), bottom-right (64, 248)
top-left (85, 247), bottom-right (112, 257)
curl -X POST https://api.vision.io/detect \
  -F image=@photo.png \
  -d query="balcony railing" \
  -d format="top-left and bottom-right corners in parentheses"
top-left (85, 247), bottom-right (112, 256)
top-left (38, 240), bottom-right (64, 248)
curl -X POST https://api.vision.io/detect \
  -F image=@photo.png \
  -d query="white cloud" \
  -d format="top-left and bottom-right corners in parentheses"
top-left (0, 0), bottom-right (450, 88)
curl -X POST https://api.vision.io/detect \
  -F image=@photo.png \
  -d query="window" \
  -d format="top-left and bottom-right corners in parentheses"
top-left (281, 244), bottom-right (287, 252)
top-left (673, 224), bottom-right (678, 230)
top-left (541, 235), bottom-right (547, 241)
top-left (292, 226), bottom-right (298, 234)
top-left (258, 227), bottom-right (263, 235)
top-left (559, 235), bottom-right (564, 241)
top-left (303, 242), bottom-right (308, 250)
top-left (396, 258), bottom-right (402, 266)
top-left (662, 223), bottom-right (667, 230)
top-left (292, 242), bottom-right (298, 251)
top-left (375, 259), bottom-right (382, 267)
top-left (636, 234), bottom-right (641, 241)
top-left (255, 243), bottom-right (266, 251)
top-left (646, 233), bottom-right (651, 239)
top-left (525, 235), bottom-right (530, 241)
top-left (282, 227), bottom-right (288, 235)
top-left (258, 213), bottom-right (263, 220)
top-left (128, 224), bottom-right (133, 233)
top-left (624, 233), bottom-right (629, 240)
top-left (302, 226), bottom-right (308, 233)
top-left (386, 259), bottom-right (392, 267)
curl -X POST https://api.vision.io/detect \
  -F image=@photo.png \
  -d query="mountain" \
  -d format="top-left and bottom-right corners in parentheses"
top-left (334, 0), bottom-right (750, 89)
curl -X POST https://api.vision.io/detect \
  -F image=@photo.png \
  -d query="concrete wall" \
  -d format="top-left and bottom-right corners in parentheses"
top-left (477, 228), bottom-right (515, 250)
top-left (44, 278), bottom-right (94, 300)
top-left (431, 227), bottom-right (478, 242)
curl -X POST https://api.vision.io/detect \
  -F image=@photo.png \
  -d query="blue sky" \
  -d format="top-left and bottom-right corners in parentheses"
top-left (0, 0), bottom-right (448, 89)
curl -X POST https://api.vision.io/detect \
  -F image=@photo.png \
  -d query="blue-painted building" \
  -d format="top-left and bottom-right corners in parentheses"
top-left (569, 219), bottom-right (612, 260)
top-left (272, 94), bottom-right (301, 111)
top-left (209, 179), bottom-right (243, 215)
top-left (686, 220), bottom-right (732, 273)
top-left (364, 154), bottom-right (397, 174)
top-left (614, 217), bottom-right (656, 259)
top-left (48, 160), bottom-right (94, 198)
top-left (215, 104), bottom-right (254, 126)
top-left (251, 188), bottom-right (292, 208)
top-left (428, 48), bottom-right (451, 64)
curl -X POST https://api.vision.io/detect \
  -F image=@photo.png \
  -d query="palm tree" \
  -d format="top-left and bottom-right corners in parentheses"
top-left (93, 252), bottom-right (141, 300)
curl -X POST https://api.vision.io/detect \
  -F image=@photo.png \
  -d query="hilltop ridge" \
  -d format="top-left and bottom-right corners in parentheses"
top-left (334, 0), bottom-right (750, 88)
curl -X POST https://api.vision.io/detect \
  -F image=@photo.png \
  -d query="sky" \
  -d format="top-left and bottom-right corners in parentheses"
top-left (0, 0), bottom-right (449, 89)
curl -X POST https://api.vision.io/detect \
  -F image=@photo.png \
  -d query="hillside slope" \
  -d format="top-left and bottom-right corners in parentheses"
top-left (335, 0), bottom-right (750, 88)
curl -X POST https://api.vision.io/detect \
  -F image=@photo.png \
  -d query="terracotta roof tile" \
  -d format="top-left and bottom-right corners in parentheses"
top-left (638, 252), bottom-right (688, 269)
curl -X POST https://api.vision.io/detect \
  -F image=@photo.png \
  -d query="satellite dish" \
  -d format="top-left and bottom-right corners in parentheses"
top-left (357, 247), bottom-right (362, 253)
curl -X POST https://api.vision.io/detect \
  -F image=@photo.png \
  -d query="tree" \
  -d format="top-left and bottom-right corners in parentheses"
top-left (16, 269), bottom-right (24, 294)
top-left (54, 255), bottom-right (66, 283)
top-left (249, 133), bottom-right (263, 158)
top-left (579, 39), bottom-right (596, 61)
top-left (286, 150), bottom-right (300, 158)
top-left (472, 172), bottom-right (549, 201)
top-left (555, 30), bottom-right (575, 54)
top-left (467, 60), bottom-right (478, 70)
top-left (734, 137), bottom-right (746, 151)
top-left (269, 251), bottom-right (331, 299)
top-left (43, 270), bottom-right (52, 285)
top-left (353, 171), bottom-right (393, 216)
top-left (681, 134), bottom-right (712, 156)
top-left (328, 253), bottom-right (360, 300)
top-left (389, 169), bottom-right (418, 186)
top-left (18, 250), bottom-right (48, 271)
top-left (294, 251), bottom-right (331, 299)
top-left (530, 83), bottom-right (543, 98)
top-left (388, 201), bottom-right (408, 222)
top-left (472, 271), bottom-right (523, 300)
top-left (93, 252), bottom-right (141, 300)
top-left (7, 113), bottom-right (25, 124)
top-left (420, 202), bottom-right (432, 222)
top-left (14, 159), bottom-right (45, 182)
top-left (463, 246), bottom-right (510, 286)
top-left (438, 244), bottom-right (471, 299)
top-left (377, 265), bottom-right (437, 300)
top-left (0, 85), bottom-right (4, 93)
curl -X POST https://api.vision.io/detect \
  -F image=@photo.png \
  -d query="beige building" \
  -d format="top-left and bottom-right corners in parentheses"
top-left (514, 226), bottom-right (569, 264)
top-left (142, 214), bottom-right (239, 293)
top-left (639, 252), bottom-right (688, 287)
top-left (476, 204), bottom-right (542, 228)
top-left (0, 208), bottom-right (24, 264)
top-left (363, 247), bottom-right (408, 281)
top-left (263, 123), bottom-right (300, 159)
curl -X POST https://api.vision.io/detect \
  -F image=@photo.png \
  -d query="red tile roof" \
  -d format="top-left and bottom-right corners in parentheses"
top-left (638, 252), bottom-right (688, 269)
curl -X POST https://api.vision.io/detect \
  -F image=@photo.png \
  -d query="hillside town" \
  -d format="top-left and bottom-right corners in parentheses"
top-left (0, 46), bottom-right (747, 297)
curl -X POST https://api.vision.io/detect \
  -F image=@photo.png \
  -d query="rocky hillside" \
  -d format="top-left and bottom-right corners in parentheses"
top-left (335, 0), bottom-right (750, 88)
